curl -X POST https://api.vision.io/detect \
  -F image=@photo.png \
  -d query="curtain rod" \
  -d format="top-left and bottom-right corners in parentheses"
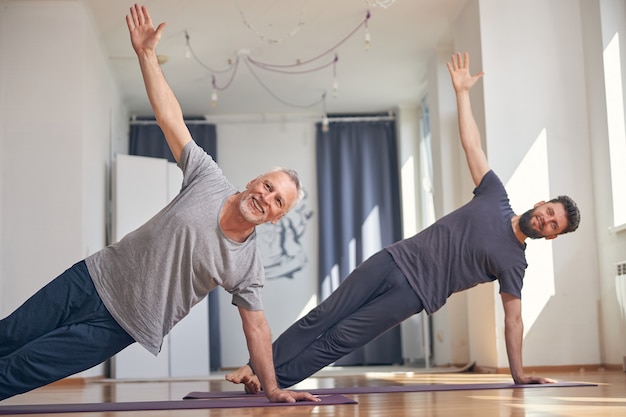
top-left (326, 115), bottom-right (395, 122)
top-left (129, 119), bottom-right (211, 126)
top-left (129, 112), bottom-right (396, 125)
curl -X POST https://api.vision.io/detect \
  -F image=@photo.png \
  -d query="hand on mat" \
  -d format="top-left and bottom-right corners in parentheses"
top-left (266, 388), bottom-right (321, 403)
top-left (226, 365), bottom-right (262, 393)
top-left (225, 366), bottom-right (320, 402)
top-left (516, 375), bottom-right (557, 384)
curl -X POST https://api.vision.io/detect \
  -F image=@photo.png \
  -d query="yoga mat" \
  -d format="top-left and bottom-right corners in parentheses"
top-left (0, 394), bottom-right (356, 415)
top-left (184, 381), bottom-right (597, 399)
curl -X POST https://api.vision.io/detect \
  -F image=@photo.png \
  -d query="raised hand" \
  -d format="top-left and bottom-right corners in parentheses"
top-left (446, 52), bottom-right (484, 94)
top-left (125, 4), bottom-right (166, 55)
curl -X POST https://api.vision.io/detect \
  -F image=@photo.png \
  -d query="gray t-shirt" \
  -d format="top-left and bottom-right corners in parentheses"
top-left (386, 170), bottom-right (527, 314)
top-left (86, 141), bottom-right (265, 355)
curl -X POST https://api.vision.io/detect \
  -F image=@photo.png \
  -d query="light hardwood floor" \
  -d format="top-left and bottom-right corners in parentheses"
top-left (1, 366), bottom-right (625, 416)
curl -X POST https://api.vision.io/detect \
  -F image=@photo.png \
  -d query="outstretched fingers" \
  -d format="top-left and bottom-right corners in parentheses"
top-left (126, 4), bottom-right (157, 31)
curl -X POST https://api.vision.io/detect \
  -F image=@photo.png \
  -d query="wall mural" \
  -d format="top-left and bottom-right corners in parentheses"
top-left (258, 193), bottom-right (313, 279)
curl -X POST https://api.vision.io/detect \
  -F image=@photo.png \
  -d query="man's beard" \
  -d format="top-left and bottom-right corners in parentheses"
top-left (239, 193), bottom-right (265, 224)
top-left (518, 208), bottom-right (543, 239)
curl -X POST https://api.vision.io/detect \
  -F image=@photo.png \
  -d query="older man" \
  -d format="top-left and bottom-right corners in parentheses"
top-left (0, 4), bottom-right (318, 404)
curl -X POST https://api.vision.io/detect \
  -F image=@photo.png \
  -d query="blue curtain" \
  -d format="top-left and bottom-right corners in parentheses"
top-left (316, 118), bottom-right (403, 365)
top-left (128, 118), bottom-right (221, 371)
top-left (129, 118), bottom-right (217, 163)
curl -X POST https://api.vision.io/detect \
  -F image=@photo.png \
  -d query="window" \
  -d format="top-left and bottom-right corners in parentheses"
top-left (604, 32), bottom-right (626, 230)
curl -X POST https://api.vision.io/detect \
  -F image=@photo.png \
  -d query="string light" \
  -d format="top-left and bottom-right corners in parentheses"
top-left (321, 92), bottom-right (329, 132)
top-left (184, 9), bottom-right (371, 113)
top-left (184, 31), bottom-right (192, 59)
top-left (233, 0), bottom-right (309, 45)
top-left (364, 16), bottom-right (371, 50)
top-left (366, 0), bottom-right (396, 8)
top-left (332, 55), bottom-right (339, 97)
top-left (210, 87), bottom-right (218, 108)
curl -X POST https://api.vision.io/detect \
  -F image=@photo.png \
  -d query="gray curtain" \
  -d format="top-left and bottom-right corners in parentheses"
top-left (316, 118), bottom-right (403, 365)
top-left (128, 118), bottom-right (221, 371)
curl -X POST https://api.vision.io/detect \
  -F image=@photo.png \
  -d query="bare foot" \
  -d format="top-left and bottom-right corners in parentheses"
top-left (225, 365), bottom-right (262, 394)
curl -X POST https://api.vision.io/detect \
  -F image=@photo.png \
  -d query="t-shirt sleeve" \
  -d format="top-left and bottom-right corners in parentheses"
top-left (473, 170), bottom-right (501, 197)
top-left (177, 141), bottom-right (221, 190)
top-left (498, 265), bottom-right (525, 299)
top-left (231, 284), bottom-right (264, 311)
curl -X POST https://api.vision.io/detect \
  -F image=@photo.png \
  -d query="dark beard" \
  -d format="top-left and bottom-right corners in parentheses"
top-left (518, 208), bottom-right (543, 239)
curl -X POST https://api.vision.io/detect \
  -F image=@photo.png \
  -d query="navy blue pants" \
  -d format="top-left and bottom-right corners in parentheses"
top-left (267, 250), bottom-right (424, 388)
top-left (0, 261), bottom-right (135, 400)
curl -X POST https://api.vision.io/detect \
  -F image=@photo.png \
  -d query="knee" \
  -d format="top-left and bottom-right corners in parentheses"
top-left (322, 326), bottom-right (360, 354)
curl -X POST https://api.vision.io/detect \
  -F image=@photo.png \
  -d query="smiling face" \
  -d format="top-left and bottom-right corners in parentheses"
top-left (518, 201), bottom-right (569, 240)
top-left (238, 171), bottom-right (299, 225)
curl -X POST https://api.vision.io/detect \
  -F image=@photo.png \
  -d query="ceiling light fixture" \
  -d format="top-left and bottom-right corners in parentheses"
top-left (233, 0), bottom-right (310, 45)
top-left (184, 9), bottom-right (371, 118)
top-left (366, 0), bottom-right (396, 8)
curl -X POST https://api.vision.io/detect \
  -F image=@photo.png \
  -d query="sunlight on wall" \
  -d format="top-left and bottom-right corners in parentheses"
top-left (298, 295), bottom-right (319, 320)
top-left (505, 128), bottom-right (555, 337)
top-left (401, 156), bottom-right (418, 237)
top-left (320, 205), bottom-right (382, 299)
top-left (603, 32), bottom-right (626, 228)
top-left (321, 264), bottom-right (341, 300)
top-left (362, 205), bottom-right (382, 260)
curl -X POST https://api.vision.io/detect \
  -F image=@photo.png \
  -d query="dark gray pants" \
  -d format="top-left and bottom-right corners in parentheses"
top-left (269, 250), bottom-right (423, 388)
top-left (0, 261), bottom-right (135, 400)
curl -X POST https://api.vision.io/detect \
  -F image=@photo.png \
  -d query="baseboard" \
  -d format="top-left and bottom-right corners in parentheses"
top-left (473, 364), bottom-right (623, 375)
top-left (50, 376), bottom-right (104, 387)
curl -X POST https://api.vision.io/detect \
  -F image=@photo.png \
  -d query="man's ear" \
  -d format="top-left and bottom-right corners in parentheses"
top-left (534, 200), bottom-right (546, 208)
top-left (246, 177), bottom-right (258, 189)
top-left (545, 234), bottom-right (558, 241)
top-left (271, 215), bottom-right (284, 224)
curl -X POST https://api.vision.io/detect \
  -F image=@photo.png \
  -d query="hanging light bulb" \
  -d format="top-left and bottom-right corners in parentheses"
top-left (332, 54), bottom-right (339, 97)
top-left (321, 92), bottom-right (329, 132)
top-left (364, 13), bottom-right (371, 50)
top-left (211, 90), bottom-right (218, 108)
top-left (184, 30), bottom-right (192, 59)
top-left (322, 114), bottom-right (329, 132)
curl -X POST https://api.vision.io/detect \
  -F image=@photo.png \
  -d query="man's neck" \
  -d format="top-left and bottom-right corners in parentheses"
top-left (510, 215), bottom-right (527, 245)
top-left (220, 194), bottom-right (255, 243)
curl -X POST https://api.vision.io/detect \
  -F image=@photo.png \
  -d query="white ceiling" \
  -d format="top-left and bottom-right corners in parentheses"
top-left (85, 0), bottom-right (467, 118)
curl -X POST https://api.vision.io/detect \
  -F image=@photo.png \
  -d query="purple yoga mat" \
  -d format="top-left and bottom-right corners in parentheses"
top-left (184, 381), bottom-right (597, 399)
top-left (0, 394), bottom-right (356, 415)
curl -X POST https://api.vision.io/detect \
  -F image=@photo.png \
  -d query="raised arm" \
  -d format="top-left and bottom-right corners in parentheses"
top-left (126, 4), bottom-right (192, 163)
top-left (501, 293), bottom-right (555, 384)
top-left (446, 52), bottom-right (488, 187)
top-left (238, 307), bottom-right (320, 403)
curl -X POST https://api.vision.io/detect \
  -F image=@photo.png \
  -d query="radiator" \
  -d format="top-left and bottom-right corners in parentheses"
top-left (616, 261), bottom-right (626, 371)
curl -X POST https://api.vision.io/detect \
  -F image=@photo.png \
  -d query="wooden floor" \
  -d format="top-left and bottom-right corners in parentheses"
top-left (1, 366), bottom-right (625, 416)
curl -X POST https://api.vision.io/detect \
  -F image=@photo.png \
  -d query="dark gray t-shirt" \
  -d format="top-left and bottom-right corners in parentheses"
top-left (386, 170), bottom-right (526, 314)
top-left (86, 141), bottom-right (265, 355)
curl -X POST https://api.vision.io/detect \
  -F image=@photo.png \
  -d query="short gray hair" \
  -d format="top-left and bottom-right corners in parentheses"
top-left (269, 167), bottom-right (305, 207)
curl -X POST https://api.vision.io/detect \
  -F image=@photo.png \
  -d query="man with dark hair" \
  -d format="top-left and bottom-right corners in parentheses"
top-left (227, 52), bottom-right (581, 392)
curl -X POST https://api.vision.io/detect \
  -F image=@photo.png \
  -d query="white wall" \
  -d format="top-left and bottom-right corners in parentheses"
top-left (582, 0), bottom-right (626, 366)
top-left (1, 0), bottom-right (625, 380)
top-left (0, 0), bottom-right (127, 377)
top-left (215, 119), bottom-right (318, 367)
top-left (426, 0), bottom-right (617, 370)
top-left (427, 42), bottom-right (478, 367)
top-left (0, 0), bottom-right (5, 316)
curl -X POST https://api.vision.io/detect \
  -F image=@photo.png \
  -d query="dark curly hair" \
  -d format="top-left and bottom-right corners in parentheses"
top-left (549, 195), bottom-right (580, 234)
